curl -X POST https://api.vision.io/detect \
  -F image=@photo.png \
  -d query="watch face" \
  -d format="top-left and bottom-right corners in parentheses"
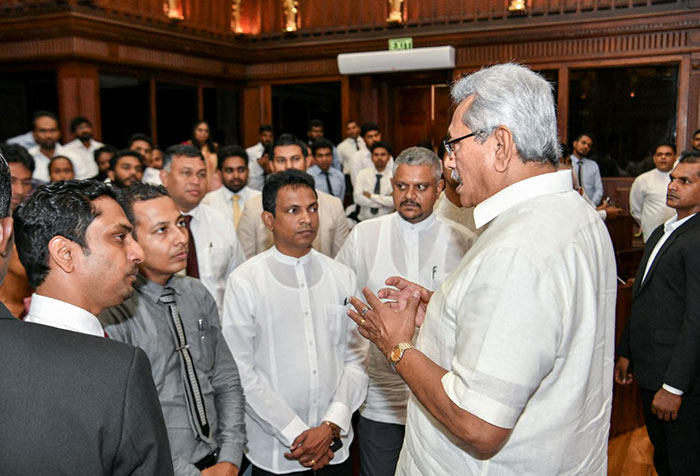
top-left (391, 346), bottom-right (402, 362)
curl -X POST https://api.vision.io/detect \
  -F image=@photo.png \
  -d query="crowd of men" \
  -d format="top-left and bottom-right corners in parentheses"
top-left (0, 62), bottom-right (699, 476)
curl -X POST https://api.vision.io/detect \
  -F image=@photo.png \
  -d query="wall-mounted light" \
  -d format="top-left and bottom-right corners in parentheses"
top-left (507, 0), bottom-right (527, 13)
top-left (283, 0), bottom-right (299, 33)
top-left (387, 0), bottom-right (405, 24)
top-left (163, 0), bottom-right (184, 20)
top-left (231, 0), bottom-right (244, 34)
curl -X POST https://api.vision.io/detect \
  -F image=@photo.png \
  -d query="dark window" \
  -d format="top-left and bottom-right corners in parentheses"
top-left (156, 82), bottom-right (197, 149)
top-left (203, 88), bottom-right (240, 147)
top-left (0, 71), bottom-right (58, 141)
top-left (272, 82), bottom-right (341, 144)
top-left (100, 74), bottom-right (150, 148)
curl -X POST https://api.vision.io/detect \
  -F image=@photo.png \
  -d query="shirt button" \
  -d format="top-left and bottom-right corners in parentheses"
top-left (312, 370), bottom-right (317, 374)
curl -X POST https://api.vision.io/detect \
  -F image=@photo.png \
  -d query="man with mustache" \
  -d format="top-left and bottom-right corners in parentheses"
top-left (336, 146), bottom-right (475, 476)
top-left (26, 110), bottom-right (80, 183)
top-left (63, 116), bottom-right (103, 179)
top-left (353, 141), bottom-right (395, 222)
top-left (616, 150), bottom-right (700, 476)
top-left (108, 149), bottom-right (145, 188)
top-left (101, 182), bottom-right (246, 476)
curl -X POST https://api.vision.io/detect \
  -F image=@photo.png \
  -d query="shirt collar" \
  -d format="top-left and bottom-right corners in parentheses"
top-left (473, 169), bottom-right (573, 229)
top-left (135, 273), bottom-right (180, 304)
top-left (220, 186), bottom-right (234, 200)
top-left (373, 167), bottom-right (392, 177)
top-left (664, 212), bottom-right (697, 234)
top-left (182, 203), bottom-right (201, 219)
top-left (572, 154), bottom-right (584, 162)
top-left (27, 293), bottom-right (104, 337)
top-left (272, 246), bottom-right (313, 266)
top-left (394, 210), bottom-right (436, 233)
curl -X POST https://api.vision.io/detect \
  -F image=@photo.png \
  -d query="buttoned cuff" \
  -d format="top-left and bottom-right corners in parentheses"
top-left (280, 416), bottom-right (309, 446)
top-left (662, 383), bottom-right (684, 396)
top-left (217, 444), bottom-right (244, 468)
top-left (322, 402), bottom-right (351, 435)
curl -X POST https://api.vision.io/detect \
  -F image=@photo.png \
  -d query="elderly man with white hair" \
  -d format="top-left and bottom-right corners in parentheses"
top-left (347, 63), bottom-right (617, 475)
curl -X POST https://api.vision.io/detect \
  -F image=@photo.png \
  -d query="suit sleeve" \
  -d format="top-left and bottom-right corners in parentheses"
top-left (237, 204), bottom-right (259, 259)
top-left (114, 347), bottom-right (174, 476)
top-left (329, 197), bottom-right (350, 256)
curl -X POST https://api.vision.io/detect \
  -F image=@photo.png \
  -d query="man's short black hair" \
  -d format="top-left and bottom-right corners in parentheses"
top-left (259, 124), bottom-right (274, 135)
top-left (308, 119), bottom-right (324, 131)
top-left (94, 145), bottom-right (117, 163)
top-left (32, 110), bottom-right (58, 129)
top-left (574, 132), bottom-right (594, 143)
top-left (262, 169), bottom-right (317, 216)
top-left (14, 180), bottom-right (122, 288)
top-left (370, 141), bottom-right (391, 155)
top-left (361, 123), bottom-right (380, 138)
top-left (655, 143), bottom-right (676, 155)
top-left (0, 143), bottom-right (35, 173)
top-left (127, 133), bottom-right (154, 149)
top-left (217, 145), bottom-right (249, 170)
top-left (679, 149), bottom-right (700, 168)
top-left (69, 116), bottom-right (91, 133)
top-left (311, 138), bottom-right (334, 156)
top-left (162, 144), bottom-right (204, 170)
top-left (693, 128), bottom-right (700, 137)
top-left (119, 182), bottom-right (170, 234)
top-left (110, 149), bottom-right (145, 171)
top-left (0, 152), bottom-right (12, 218)
top-left (48, 155), bottom-right (74, 175)
top-left (274, 133), bottom-right (308, 158)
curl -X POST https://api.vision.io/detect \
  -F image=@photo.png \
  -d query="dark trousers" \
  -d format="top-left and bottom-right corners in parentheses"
top-left (641, 388), bottom-right (700, 476)
top-left (358, 415), bottom-right (405, 476)
top-left (245, 456), bottom-right (353, 476)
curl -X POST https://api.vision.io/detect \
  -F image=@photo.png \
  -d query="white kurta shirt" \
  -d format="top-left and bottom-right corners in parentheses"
top-left (202, 185), bottom-right (261, 224)
top-left (336, 212), bottom-right (475, 425)
top-left (434, 192), bottom-right (482, 236)
top-left (337, 136), bottom-right (366, 174)
top-left (245, 142), bottom-right (266, 191)
top-left (629, 168), bottom-right (675, 242)
top-left (397, 170), bottom-right (617, 476)
top-left (63, 138), bottom-right (103, 179)
top-left (222, 247), bottom-right (368, 474)
top-left (183, 203), bottom-right (246, 316)
top-left (354, 166), bottom-right (394, 221)
top-left (28, 143), bottom-right (80, 183)
top-left (25, 293), bottom-right (105, 337)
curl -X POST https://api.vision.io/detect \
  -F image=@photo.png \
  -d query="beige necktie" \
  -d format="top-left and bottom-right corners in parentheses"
top-left (232, 195), bottom-right (241, 228)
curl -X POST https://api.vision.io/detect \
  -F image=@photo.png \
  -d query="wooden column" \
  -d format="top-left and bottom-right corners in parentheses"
top-left (689, 53), bottom-right (700, 144)
top-left (241, 84), bottom-right (272, 147)
top-left (557, 66), bottom-right (570, 146)
top-left (56, 62), bottom-right (101, 141)
top-left (676, 55), bottom-right (691, 152)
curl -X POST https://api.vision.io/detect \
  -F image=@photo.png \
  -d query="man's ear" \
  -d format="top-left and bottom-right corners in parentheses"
top-left (159, 169), bottom-right (169, 187)
top-left (107, 170), bottom-right (115, 181)
top-left (0, 217), bottom-right (13, 258)
top-left (493, 126), bottom-right (516, 173)
top-left (436, 178), bottom-right (445, 195)
top-left (262, 211), bottom-right (274, 232)
top-left (305, 155), bottom-right (313, 171)
top-left (47, 236), bottom-right (77, 274)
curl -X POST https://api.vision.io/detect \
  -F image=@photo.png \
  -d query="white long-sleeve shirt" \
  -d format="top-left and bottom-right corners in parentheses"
top-left (63, 138), bottom-right (103, 179)
top-left (202, 185), bottom-right (261, 224)
top-left (337, 136), bottom-right (366, 174)
top-left (629, 168), bottom-right (675, 242)
top-left (354, 166), bottom-right (394, 221)
top-left (336, 212), bottom-right (475, 425)
top-left (28, 143), bottom-right (81, 183)
top-left (245, 142), bottom-right (267, 191)
top-left (222, 247), bottom-right (368, 474)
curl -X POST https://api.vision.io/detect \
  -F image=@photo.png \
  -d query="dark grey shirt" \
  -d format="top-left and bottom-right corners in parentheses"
top-left (100, 274), bottom-right (246, 476)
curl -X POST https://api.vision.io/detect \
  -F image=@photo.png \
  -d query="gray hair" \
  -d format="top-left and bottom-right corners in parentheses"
top-left (393, 146), bottom-right (443, 182)
top-left (451, 63), bottom-right (561, 165)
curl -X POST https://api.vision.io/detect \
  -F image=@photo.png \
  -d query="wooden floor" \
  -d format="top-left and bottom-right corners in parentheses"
top-left (608, 426), bottom-right (658, 476)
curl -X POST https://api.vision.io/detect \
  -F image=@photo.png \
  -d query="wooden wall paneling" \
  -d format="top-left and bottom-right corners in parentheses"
top-left (57, 61), bottom-right (101, 142)
top-left (688, 53), bottom-right (700, 138)
top-left (676, 55), bottom-right (691, 152)
top-left (558, 66), bottom-right (569, 145)
top-left (341, 75), bottom-right (351, 130)
top-left (241, 84), bottom-right (272, 147)
top-left (197, 85), bottom-right (204, 121)
top-left (150, 78), bottom-right (158, 145)
top-left (356, 76), bottom-right (379, 125)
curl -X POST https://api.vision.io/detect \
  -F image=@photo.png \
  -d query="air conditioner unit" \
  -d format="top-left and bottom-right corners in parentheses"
top-left (337, 46), bottom-right (455, 75)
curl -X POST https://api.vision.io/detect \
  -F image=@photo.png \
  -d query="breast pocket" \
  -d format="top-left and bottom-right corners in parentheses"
top-left (325, 304), bottom-right (348, 347)
top-left (191, 319), bottom-right (218, 373)
top-left (202, 246), bottom-right (229, 279)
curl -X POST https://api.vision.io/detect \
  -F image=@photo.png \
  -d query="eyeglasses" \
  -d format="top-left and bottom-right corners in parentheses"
top-left (443, 131), bottom-right (479, 157)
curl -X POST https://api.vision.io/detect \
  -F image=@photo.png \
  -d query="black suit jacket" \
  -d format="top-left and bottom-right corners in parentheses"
top-left (0, 305), bottom-right (174, 475)
top-left (618, 213), bottom-right (700, 394)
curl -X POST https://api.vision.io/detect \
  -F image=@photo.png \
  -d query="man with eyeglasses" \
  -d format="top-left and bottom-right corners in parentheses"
top-left (346, 63), bottom-right (616, 475)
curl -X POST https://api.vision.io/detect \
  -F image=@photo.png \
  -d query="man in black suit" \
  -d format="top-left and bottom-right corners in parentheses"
top-left (615, 150), bottom-right (700, 476)
top-left (0, 170), bottom-right (174, 475)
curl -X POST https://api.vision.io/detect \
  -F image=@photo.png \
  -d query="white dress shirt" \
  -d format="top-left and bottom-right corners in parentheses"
top-left (571, 155), bottom-right (604, 205)
top-left (336, 212), bottom-right (475, 425)
top-left (397, 170), bottom-right (617, 476)
top-left (28, 143), bottom-right (80, 183)
top-left (245, 142), bottom-right (266, 191)
top-left (63, 138), bottom-right (103, 179)
top-left (354, 166), bottom-right (394, 221)
top-left (337, 136), bottom-right (366, 174)
top-left (184, 203), bottom-right (246, 315)
top-left (142, 167), bottom-right (162, 185)
top-left (25, 293), bottom-right (105, 337)
top-left (629, 168), bottom-right (675, 242)
top-left (202, 185), bottom-right (261, 224)
top-left (434, 192), bottom-right (481, 236)
top-left (222, 247), bottom-right (368, 474)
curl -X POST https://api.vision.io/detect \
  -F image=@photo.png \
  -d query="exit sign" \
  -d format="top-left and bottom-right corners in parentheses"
top-left (389, 37), bottom-right (413, 50)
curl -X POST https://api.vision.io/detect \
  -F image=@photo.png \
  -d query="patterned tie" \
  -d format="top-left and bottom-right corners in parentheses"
top-left (183, 215), bottom-right (199, 278)
top-left (232, 195), bottom-right (241, 228)
top-left (371, 173), bottom-right (382, 215)
top-left (323, 171), bottom-right (334, 197)
top-left (160, 287), bottom-right (211, 439)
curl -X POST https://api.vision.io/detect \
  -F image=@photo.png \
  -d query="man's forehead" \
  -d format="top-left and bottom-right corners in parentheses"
top-left (173, 155), bottom-right (205, 168)
top-left (395, 164), bottom-right (435, 181)
top-left (134, 196), bottom-right (180, 223)
top-left (275, 145), bottom-right (303, 158)
top-left (276, 185), bottom-right (316, 203)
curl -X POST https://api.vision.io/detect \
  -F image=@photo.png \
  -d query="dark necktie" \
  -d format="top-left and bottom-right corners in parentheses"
top-left (160, 287), bottom-right (211, 439)
top-left (353, 137), bottom-right (359, 151)
top-left (371, 173), bottom-right (382, 215)
top-left (183, 215), bottom-right (200, 278)
top-left (577, 160), bottom-right (584, 192)
top-left (323, 171), bottom-right (334, 196)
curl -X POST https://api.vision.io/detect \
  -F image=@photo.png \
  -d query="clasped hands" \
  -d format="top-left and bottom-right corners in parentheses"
top-left (284, 424), bottom-right (335, 471)
top-left (347, 276), bottom-right (432, 359)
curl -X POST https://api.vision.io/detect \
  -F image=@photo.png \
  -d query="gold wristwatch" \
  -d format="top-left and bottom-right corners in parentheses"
top-left (389, 342), bottom-right (415, 369)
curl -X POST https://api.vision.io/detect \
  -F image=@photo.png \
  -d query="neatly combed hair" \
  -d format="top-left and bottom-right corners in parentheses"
top-left (119, 182), bottom-right (170, 231)
top-left (162, 144), bottom-right (204, 171)
top-left (259, 124), bottom-right (274, 135)
top-left (310, 138), bottom-right (334, 155)
top-left (393, 146), bottom-right (443, 182)
top-left (127, 133), bottom-right (154, 149)
top-left (32, 110), bottom-right (58, 129)
top-left (370, 141), bottom-right (391, 155)
top-left (451, 63), bottom-right (561, 165)
top-left (574, 132), bottom-right (594, 143)
top-left (0, 152), bottom-right (12, 218)
top-left (308, 119), bottom-right (324, 130)
top-left (69, 116), bottom-right (91, 133)
top-left (0, 143), bottom-right (35, 173)
top-left (14, 180), bottom-right (121, 288)
top-left (274, 133), bottom-right (308, 158)
top-left (217, 145), bottom-right (249, 170)
top-left (262, 169), bottom-right (317, 216)
top-left (48, 155), bottom-right (74, 173)
top-left (679, 149), bottom-right (700, 167)
top-left (656, 143), bottom-right (676, 155)
top-left (361, 123), bottom-right (380, 138)
top-left (110, 149), bottom-right (145, 171)
top-left (94, 145), bottom-right (117, 163)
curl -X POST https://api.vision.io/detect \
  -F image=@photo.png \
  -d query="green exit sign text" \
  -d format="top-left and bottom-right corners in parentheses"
top-left (388, 37), bottom-right (413, 50)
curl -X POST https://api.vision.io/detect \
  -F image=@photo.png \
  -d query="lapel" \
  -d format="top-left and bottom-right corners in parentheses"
top-left (0, 302), bottom-right (16, 320)
top-left (636, 213), bottom-right (700, 296)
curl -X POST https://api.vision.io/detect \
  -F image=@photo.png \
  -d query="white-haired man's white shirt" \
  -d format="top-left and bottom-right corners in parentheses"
top-left (28, 143), bottom-right (80, 183)
top-left (336, 212), bottom-right (475, 425)
top-left (222, 247), bottom-right (368, 474)
top-left (202, 185), bottom-right (261, 224)
top-left (63, 138), bottom-right (103, 179)
top-left (182, 203), bottom-right (246, 316)
top-left (397, 170), bottom-right (616, 475)
top-left (629, 167), bottom-right (675, 242)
